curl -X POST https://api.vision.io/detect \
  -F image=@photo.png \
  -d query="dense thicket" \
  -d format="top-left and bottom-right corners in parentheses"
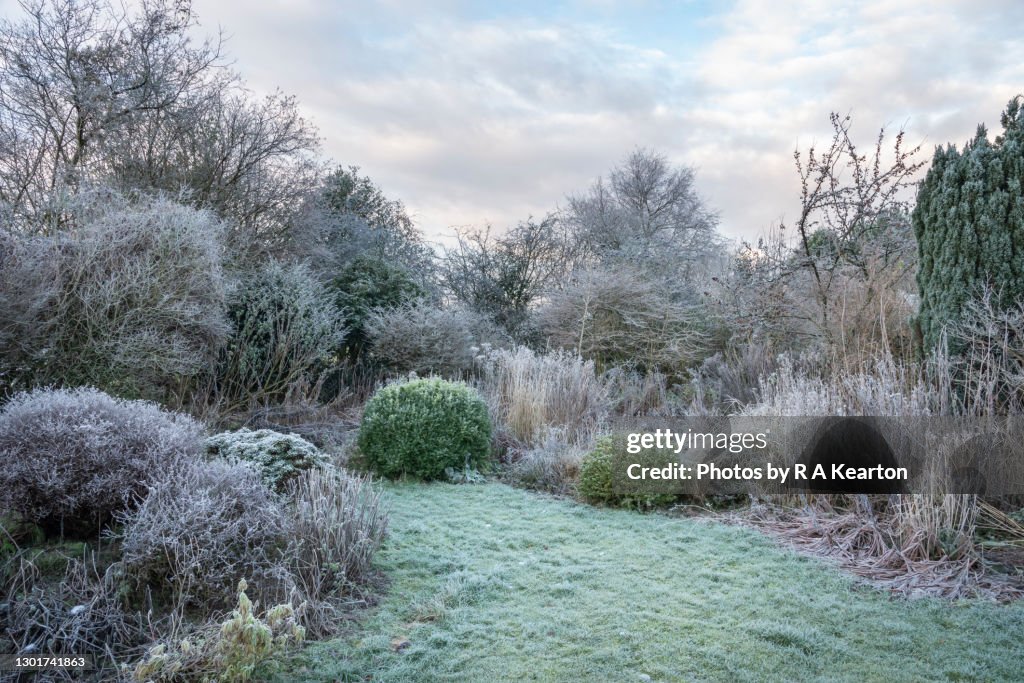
top-left (0, 192), bottom-right (229, 399)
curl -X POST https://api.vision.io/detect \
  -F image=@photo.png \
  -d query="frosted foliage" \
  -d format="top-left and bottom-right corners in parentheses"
top-left (0, 191), bottom-right (229, 398)
top-left (0, 386), bottom-right (204, 534)
top-left (119, 460), bottom-right (292, 608)
top-left (205, 428), bottom-right (330, 491)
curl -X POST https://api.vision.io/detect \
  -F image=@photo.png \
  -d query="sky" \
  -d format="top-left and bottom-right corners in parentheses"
top-left (4, 0), bottom-right (1022, 246)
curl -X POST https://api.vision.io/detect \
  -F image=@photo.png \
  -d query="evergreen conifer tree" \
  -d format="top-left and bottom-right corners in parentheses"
top-left (914, 96), bottom-right (1024, 351)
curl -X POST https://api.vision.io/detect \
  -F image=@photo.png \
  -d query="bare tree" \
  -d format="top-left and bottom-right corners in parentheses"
top-left (0, 0), bottom-right (320, 254)
top-left (714, 113), bottom-right (925, 359)
top-left (0, 0), bottom-right (217, 216)
top-left (106, 86), bottom-right (321, 251)
top-left (565, 147), bottom-right (722, 275)
top-left (441, 214), bottom-right (577, 335)
top-left (785, 113), bottom-right (925, 337)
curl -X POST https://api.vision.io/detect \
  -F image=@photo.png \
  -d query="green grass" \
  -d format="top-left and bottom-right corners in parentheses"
top-left (269, 483), bottom-right (1024, 682)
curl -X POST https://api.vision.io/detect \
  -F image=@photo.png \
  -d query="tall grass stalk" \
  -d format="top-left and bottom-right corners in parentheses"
top-left (479, 347), bottom-right (608, 449)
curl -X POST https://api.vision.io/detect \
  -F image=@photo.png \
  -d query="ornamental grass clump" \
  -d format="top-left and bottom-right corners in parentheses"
top-left (358, 378), bottom-right (491, 480)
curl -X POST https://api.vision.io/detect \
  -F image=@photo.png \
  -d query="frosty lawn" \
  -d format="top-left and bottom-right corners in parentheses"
top-left (270, 483), bottom-right (1024, 682)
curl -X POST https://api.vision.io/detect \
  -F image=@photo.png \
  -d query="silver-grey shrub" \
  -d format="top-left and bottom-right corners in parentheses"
top-left (286, 467), bottom-right (388, 636)
top-left (534, 264), bottom-right (713, 377)
top-left (365, 299), bottom-right (507, 377)
top-left (0, 190), bottom-right (229, 399)
top-left (118, 460), bottom-right (293, 609)
top-left (504, 430), bottom-right (585, 495)
top-left (0, 386), bottom-right (204, 537)
top-left (216, 261), bottom-right (345, 409)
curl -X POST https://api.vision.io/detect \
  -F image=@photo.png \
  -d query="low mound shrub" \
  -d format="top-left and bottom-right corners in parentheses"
top-left (118, 460), bottom-right (292, 609)
top-left (0, 387), bottom-right (203, 537)
top-left (358, 378), bottom-right (491, 480)
top-left (205, 428), bottom-right (330, 492)
top-left (503, 429), bottom-right (583, 495)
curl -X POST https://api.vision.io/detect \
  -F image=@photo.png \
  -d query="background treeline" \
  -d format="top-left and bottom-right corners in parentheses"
top-left (3, 2), bottom-right (1023, 419)
top-left (0, 0), bottom-right (733, 419)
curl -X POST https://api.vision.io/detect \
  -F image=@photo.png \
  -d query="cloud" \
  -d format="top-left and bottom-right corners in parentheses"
top-left (5, 0), bottom-right (1021, 246)
top-left (684, 0), bottom-right (1024, 239)
top-left (276, 13), bottom-right (697, 241)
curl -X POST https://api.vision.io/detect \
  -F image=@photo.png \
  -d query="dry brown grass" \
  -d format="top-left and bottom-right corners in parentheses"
top-left (743, 494), bottom-right (1021, 601)
top-left (478, 347), bottom-right (608, 450)
top-left (735, 335), bottom-right (1024, 600)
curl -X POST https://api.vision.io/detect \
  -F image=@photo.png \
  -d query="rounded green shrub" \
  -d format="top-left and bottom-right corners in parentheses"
top-left (358, 378), bottom-right (491, 480)
top-left (204, 428), bottom-right (330, 492)
top-left (578, 435), bottom-right (675, 510)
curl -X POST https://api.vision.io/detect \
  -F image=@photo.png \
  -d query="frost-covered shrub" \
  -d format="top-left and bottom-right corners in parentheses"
top-left (205, 428), bottom-right (330, 492)
top-left (119, 460), bottom-right (292, 609)
top-left (358, 378), bottom-right (491, 480)
top-left (742, 354), bottom-right (937, 417)
top-left (217, 261), bottom-right (345, 407)
top-left (534, 265), bottom-right (713, 377)
top-left (365, 300), bottom-right (507, 377)
top-left (0, 387), bottom-right (203, 536)
top-left (0, 191), bottom-right (229, 398)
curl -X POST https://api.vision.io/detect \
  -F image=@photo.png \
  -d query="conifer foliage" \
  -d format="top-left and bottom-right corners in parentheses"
top-left (913, 96), bottom-right (1024, 351)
